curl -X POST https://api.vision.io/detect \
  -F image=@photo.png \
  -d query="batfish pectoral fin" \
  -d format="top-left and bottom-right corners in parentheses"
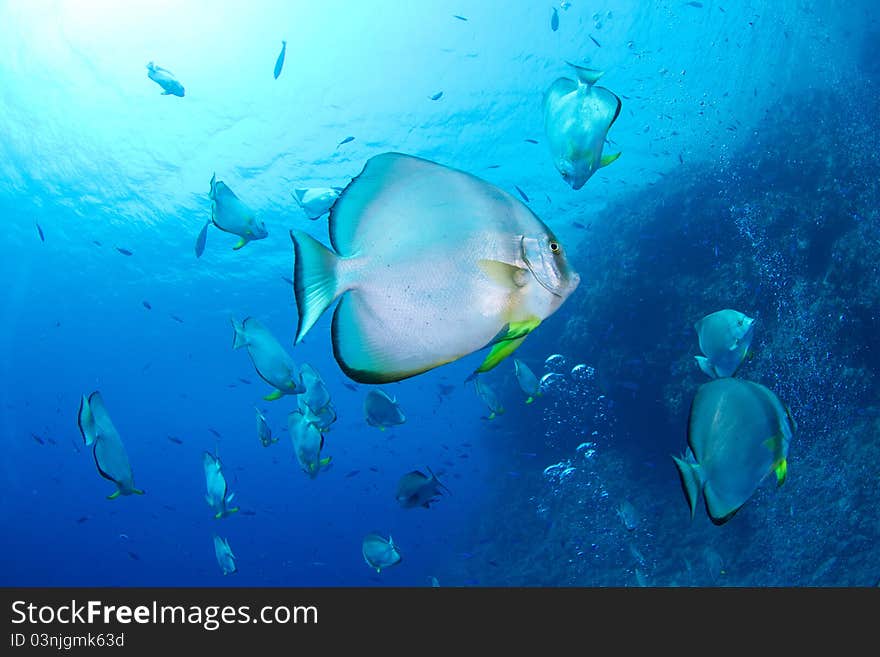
top-left (477, 259), bottom-right (530, 289)
top-left (107, 489), bottom-right (121, 500)
top-left (263, 389), bottom-right (285, 401)
top-left (320, 456), bottom-right (332, 469)
top-left (600, 152), bottom-right (621, 168)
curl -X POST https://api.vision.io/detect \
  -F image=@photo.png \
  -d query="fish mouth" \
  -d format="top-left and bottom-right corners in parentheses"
top-left (520, 236), bottom-right (563, 297)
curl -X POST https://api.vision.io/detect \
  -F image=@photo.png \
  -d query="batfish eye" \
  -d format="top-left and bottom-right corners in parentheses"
top-left (549, 241), bottom-right (560, 253)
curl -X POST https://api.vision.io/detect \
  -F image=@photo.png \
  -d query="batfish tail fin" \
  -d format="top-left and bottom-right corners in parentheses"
top-left (672, 455), bottom-right (703, 520)
top-left (565, 61), bottom-right (604, 86)
top-left (290, 229), bottom-right (343, 343)
top-left (694, 355), bottom-right (718, 378)
top-left (231, 318), bottom-right (248, 350)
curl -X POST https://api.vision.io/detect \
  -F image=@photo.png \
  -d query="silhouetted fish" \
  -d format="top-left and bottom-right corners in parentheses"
top-left (36, 222), bottom-right (45, 242)
top-left (238, 378), bottom-right (252, 384)
top-left (431, 91), bottom-right (443, 100)
top-left (208, 428), bottom-right (222, 438)
top-left (116, 247), bottom-right (133, 256)
top-left (346, 470), bottom-right (361, 478)
top-left (342, 382), bottom-right (358, 392)
top-left (281, 275), bottom-right (294, 286)
top-left (76, 516), bottom-right (89, 524)
top-left (170, 314), bottom-right (184, 323)
top-left (167, 436), bottom-right (184, 445)
top-left (524, 138), bottom-right (539, 144)
top-left (453, 15), bottom-right (468, 21)
top-left (31, 433), bottom-right (45, 445)
top-left (142, 301), bottom-right (152, 310)
top-left (590, 34), bottom-right (601, 47)
top-left (369, 467), bottom-right (379, 473)
top-left (336, 136), bottom-right (355, 148)
top-left (514, 185), bottom-right (530, 202)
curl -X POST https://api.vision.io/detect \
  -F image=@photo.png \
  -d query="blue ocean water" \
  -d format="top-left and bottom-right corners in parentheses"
top-left (1, 1), bottom-right (877, 587)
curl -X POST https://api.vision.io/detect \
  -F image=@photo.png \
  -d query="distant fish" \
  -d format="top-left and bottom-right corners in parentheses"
top-left (362, 533), bottom-right (402, 573)
top-left (336, 136), bottom-right (355, 148)
top-left (31, 433), bottom-right (45, 446)
top-left (146, 62), bottom-right (184, 97)
top-left (430, 91), bottom-right (444, 100)
top-left (170, 314), bottom-right (184, 323)
top-left (208, 173), bottom-right (268, 251)
top-left (92, 240), bottom-right (102, 247)
top-left (208, 428), bottom-right (222, 438)
top-left (524, 138), bottom-right (539, 144)
top-left (345, 469), bottom-right (361, 478)
top-left (273, 40), bottom-right (286, 80)
top-left (238, 377), bottom-right (252, 385)
top-left (213, 535), bottom-right (237, 575)
top-left (369, 466), bottom-right (379, 473)
top-left (342, 382), bottom-right (358, 392)
top-left (35, 222), bottom-right (45, 242)
top-left (127, 551), bottom-right (141, 561)
top-left (280, 275), bottom-right (294, 286)
top-left (486, 164), bottom-right (501, 169)
top-left (685, 1), bottom-right (704, 7)
top-left (514, 185), bottom-right (530, 203)
top-left (116, 247), bottom-right (133, 256)
top-left (194, 221), bottom-right (209, 258)
top-left (142, 301), bottom-right (152, 310)
top-left (76, 516), bottom-right (89, 524)
top-left (453, 15), bottom-right (468, 21)
top-left (589, 34), bottom-right (601, 47)
top-left (167, 435), bottom-right (183, 445)
top-left (571, 222), bottom-right (587, 230)
top-left (551, 7), bottom-right (559, 31)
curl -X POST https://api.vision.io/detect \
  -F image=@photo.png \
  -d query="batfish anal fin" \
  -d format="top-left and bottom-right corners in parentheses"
top-left (232, 237), bottom-right (248, 250)
top-left (263, 389), bottom-right (285, 401)
top-left (107, 489), bottom-right (121, 500)
top-left (474, 334), bottom-right (529, 376)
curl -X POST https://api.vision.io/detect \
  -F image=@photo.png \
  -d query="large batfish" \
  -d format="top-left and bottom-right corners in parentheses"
top-left (543, 62), bottom-right (621, 189)
top-left (77, 391), bottom-right (144, 499)
top-left (289, 152), bottom-right (580, 383)
top-left (672, 378), bottom-right (795, 525)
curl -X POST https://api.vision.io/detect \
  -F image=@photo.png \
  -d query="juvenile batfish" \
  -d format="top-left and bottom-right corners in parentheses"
top-left (213, 535), bottom-right (237, 575)
top-left (396, 466), bottom-right (450, 509)
top-left (76, 391), bottom-right (144, 499)
top-left (288, 411), bottom-right (331, 478)
top-left (513, 358), bottom-right (541, 403)
top-left (209, 173), bottom-right (268, 250)
top-left (694, 309), bottom-right (755, 378)
top-left (289, 152), bottom-right (580, 383)
top-left (231, 317), bottom-right (304, 401)
top-left (672, 378), bottom-right (795, 525)
top-left (543, 62), bottom-right (621, 189)
top-left (474, 375), bottom-right (504, 420)
top-left (362, 533), bottom-right (401, 573)
top-left (273, 40), bottom-right (286, 79)
top-left (203, 452), bottom-right (239, 519)
top-left (616, 499), bottom-right (639, 530)
top-left (146, 62), bottom-right (184, 97)
top-left (364, 389), bottom-right (406, 430)
top-left (255, 407), bottom-right (277, 447)
top-left (292, 187), bottom-right (340, 220)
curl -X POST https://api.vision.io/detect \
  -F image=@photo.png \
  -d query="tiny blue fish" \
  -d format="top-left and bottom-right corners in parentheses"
top-left (170, 314), bottom-right (184, 323)
top-left (453, 15), bottom-right (468, 21)
top-left (524, 138), bottom-right (538, 144)
top-left (274, 40), bottom-right (286, 80)
top-left (35, 222), bottom-right (45, 242)
top-left (590, 34), bottom-right (601, 47)
top-left (116, 247), bottom-right (133, 256)
top-left (551, 7), bottom-right (559, 31)
top-left (142, 301), bottom-right (152, 310)
top-left (336, 136), bottom-right (355, 148)
top-left (514, 185), bottom-right (530, 203)
top-left (194, 221), bottom-right (209, 258)
top-left (280, 275), bottom-right (294, 286)
top-left (430, 91), bottom-right (443, 100)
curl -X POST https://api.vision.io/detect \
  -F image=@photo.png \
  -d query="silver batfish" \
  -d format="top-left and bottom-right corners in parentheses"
top-left (543, 62), bottom-right (621, 189)
top-left (209, 173), bottom-right (268, 250)
top-left (146, 61), bottom-right (184, 97)
top-left (232, 317), bottom-right (304, 401)
top-left (694, 309), bottom-right (755, 378)
top-left (290, 152), bottom-right (580, 383)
